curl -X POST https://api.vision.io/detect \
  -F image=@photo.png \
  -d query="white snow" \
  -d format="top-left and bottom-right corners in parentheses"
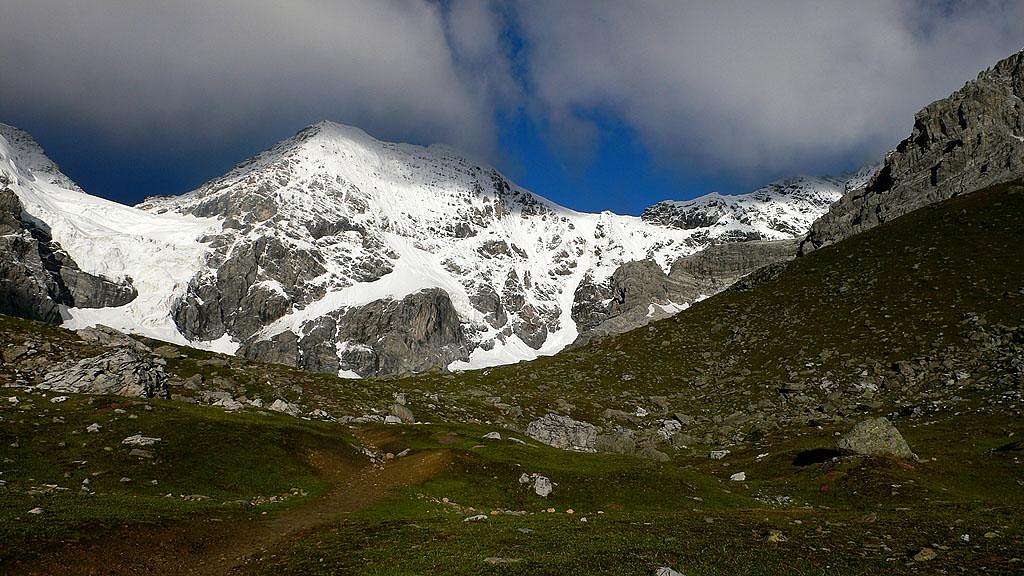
top-left (0, 123), bottom-right (221, 345)
top-left (1, 119), bottom-right (861, 374)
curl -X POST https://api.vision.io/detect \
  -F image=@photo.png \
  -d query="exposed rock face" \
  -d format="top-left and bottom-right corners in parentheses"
top-left (39, 347), bottom-right (168, 398)
top-left (572, 239), bottom-right (798, 345)
top-left (837, 417), bottom-right (915, 459)
top-left (525, 413), bottom-right (597, 452)
top-left (0, 186), bottom-right (135, 322)
top-left (803, 48), bottom-right (1024, 252)
top-left (643, 169), bottom-right (876, 240)
top-left (240, 288), bottom-right (469, 377)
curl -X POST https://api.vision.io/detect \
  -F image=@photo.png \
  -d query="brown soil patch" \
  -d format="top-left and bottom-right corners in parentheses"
top-left (8, 440), bottom-right (452, 576)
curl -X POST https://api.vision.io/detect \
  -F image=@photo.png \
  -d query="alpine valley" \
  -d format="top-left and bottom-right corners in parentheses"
top-left (1, 30), bottom-right (1023, 576)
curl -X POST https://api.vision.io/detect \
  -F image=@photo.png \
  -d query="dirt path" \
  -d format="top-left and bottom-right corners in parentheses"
top-left (10, 436), bottom-right (452, 576)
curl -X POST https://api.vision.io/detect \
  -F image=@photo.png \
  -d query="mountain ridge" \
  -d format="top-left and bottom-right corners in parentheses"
top-left (0, 119), bottom-right (871, 377)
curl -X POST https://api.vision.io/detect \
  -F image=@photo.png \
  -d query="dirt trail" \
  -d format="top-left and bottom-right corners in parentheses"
top-left (10, 436), bottom-right (452, 576)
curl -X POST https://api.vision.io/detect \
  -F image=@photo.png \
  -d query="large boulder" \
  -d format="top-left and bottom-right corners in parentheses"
top-left (39, 347), bottom-right (168, 398)
top-left (525, 413), bottom-right (597, 452)
top-left (837, 417), bottom-right (915, 459)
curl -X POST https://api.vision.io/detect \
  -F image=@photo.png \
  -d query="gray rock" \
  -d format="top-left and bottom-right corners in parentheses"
top-left (389, 403), bottom-right (415, 423)
top-left (240, 288), bottom-right (470, 377)
top-left (525, 413), bottom-right (597, 452)
top-left (595, 427), bottom-right (638, 455)
top-left (76, 325), bottom-right (150, 352)
top-left (39, 347), bottom-right (168, 398)
top-left (837, 417), bottom-right (915, 459)
top-left (122, 434), bottom-right (161, 447)
top-left (0, 187), bottom-right (135, 323)
top-left (268, 399), bottom-right (300, 416)
top-left (572, 241), bottom-right (797, 346)
top-left (804, 48), bottom-right (1024, 252)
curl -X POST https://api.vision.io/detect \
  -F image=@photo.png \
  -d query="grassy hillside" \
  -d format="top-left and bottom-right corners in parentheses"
top-left (395, 179), bottom-right (1024, 440)
top-left (1, 180), bottom-right (1022, 574)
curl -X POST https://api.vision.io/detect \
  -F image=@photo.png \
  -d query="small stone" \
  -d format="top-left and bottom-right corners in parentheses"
top-left (27, 507), bottom-right (43, 515)
top-left (655, 568), bottom-right (683, 576)
top-left (709, 449), bottom-right (730, 460)
top-left (533, 476), bottom-right (553, 497)
top-left (730, 471), bottom-right (747, 482)
top-left (913, 547), bottom-right (937, 562)
top-left (122, 434), bottom-right (161, 447)
top-left (50, 396), bottom-right (68, 403)
top-left (482, 431), bottom-right (502, 440)
top-left (484, 557), bottom-right (521, 565)
top-left (389, 403), bottom-right (415, 423)
top-left (268, 399), bottom-right (300, 417)
top-left (463, 514), bottom-right (488, 522)
top-left (384, 415), bottom-right (402, 424)
top-left (767, 529), bottom-right (786, 542)
top-left (86, 423), bottom-right (101, 433)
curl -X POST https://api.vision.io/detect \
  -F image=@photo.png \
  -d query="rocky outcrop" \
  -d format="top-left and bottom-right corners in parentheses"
top-left (572, 239), bottom-right (798, 346)
top-left (668, 239), bottom-right (799, 299)
top-left (525, 413), bottom-right (597, 452)
top-left (643, 169), bottom-right (876, 240)
top-left (803, 48), bottom-right (1024, 252)
top-left (240, 288), bottom-right (470, 377)
top-left (39, 346), bottom-right (168, 398)
top-left (837, 417), bottom-right (915, 459)
top-left (0, 186), bottom-right (135, 322)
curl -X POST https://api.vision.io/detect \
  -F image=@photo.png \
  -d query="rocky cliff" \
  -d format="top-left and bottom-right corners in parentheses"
top-left (802, 48), bottom-right (1024, 252)
top-left (0, 183), bottom-right (135, 322)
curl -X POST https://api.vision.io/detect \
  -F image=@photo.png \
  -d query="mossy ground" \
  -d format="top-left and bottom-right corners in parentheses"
top-left (1, 183), bottom-right (1022, 574)
top-left (0, 392), bottom-right (361, 565)
top-left (241, 412), bottom-right (1023, 575)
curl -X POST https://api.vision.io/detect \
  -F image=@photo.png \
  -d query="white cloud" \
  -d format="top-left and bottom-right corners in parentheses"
top-left (513, 0), bottom-right (1024, 176)
top-left (0, 0), bottom-right (500, 154)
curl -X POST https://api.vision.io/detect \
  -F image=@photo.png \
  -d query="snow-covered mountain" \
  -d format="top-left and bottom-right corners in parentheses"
top-left (2, 120), bottom-right (858, 377)
top-left (642, 167), bottom-right (877, 241)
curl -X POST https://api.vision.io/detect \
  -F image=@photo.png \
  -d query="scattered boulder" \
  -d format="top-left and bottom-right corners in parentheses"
top-left (709, 449), bottom-right (730, 460)
top-left (76, 325), bottom-right (148, 352)
top-left (837, 417), bottom-right (915, 459)
top-left (268, 399), bottom-right (300, 417)
top-left (122, 434), bottom-right (161, 447)
top-left (525, 413), bottom-right (597, 452)
top-left (389, 403), bottom-right (415, 423)
top-left (729, 471), bottom-right (747, 482)
top-left (596, 427), bottom-right (637, 455)
top-left (655, 568), bottom-right (683, 576)
top-left (913, 547), bottom-right (937, 562)
top-left (40, 347), bottom-right (168, 398)
top-left (519, 473), bottom-right (554, 497)
top-left (482, 431), bottom-right (502, 440)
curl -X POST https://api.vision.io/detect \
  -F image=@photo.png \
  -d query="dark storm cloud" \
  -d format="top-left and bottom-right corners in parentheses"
top-left (0, 0), bottom-right (510, 154)
top-left (1, 0), bottom-right (1022, 180)
top-left (513, 0), bottom-right (1024, 175)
